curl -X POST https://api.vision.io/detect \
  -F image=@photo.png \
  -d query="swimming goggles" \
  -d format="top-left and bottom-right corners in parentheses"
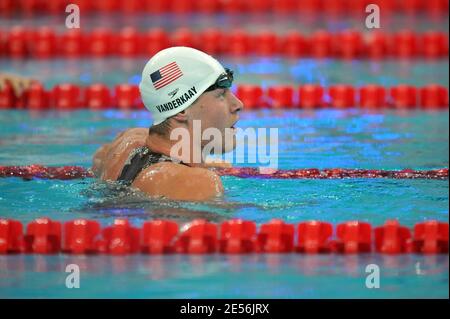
top-left (205, 68), bottom-right (234, 92)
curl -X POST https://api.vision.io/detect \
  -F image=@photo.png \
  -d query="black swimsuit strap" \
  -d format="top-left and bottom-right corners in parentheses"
top-left (117, 146), bottom-right (179, 185)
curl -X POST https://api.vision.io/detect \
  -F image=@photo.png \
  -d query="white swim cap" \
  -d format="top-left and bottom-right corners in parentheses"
top-left (139, 46), bottom-right (226, 125)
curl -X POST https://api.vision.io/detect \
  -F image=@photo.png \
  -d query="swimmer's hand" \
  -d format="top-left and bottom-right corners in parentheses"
top-left (0, 73), bottom-right (34, 97)
top-left (204, 158), bottom-right (232, 168)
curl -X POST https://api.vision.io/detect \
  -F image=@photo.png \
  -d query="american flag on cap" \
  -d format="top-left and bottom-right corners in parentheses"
top-left (150, 61), bottom-right (183, 90)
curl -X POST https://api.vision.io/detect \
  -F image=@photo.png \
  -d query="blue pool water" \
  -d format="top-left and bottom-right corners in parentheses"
top-left (1, 254), bottom-right (448, 299)
top-left (0, 106), bottom-right (448, 298)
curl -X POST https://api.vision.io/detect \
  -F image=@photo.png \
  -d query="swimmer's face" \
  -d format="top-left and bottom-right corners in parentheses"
top-left (187, 88), bottom-right (243, 153)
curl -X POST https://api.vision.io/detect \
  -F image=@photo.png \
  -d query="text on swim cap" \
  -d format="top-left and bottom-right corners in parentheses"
top-left (155, 86), bottom-right (197, 113)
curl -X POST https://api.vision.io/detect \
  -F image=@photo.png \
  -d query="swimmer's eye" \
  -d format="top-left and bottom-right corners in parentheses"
top-left (217, 88), bottom-right (227, 98)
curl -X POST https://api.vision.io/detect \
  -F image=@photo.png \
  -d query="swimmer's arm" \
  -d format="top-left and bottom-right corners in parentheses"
top-left (91, 130), bottom-right (125, 177)
top-left (203, 157), bottom-right (232, 168)
top-left (92, 143), bottom-right (111, 177)
top-left (91, 128), bottom-right (148, 177)
top-left (0, 72), bottom-right (34, 97)
top-left (132, 162), bottom-right (224, 201)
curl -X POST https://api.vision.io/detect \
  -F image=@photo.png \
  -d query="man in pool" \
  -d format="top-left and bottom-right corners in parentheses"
top-left (92, 47), bottom-right (244, 201)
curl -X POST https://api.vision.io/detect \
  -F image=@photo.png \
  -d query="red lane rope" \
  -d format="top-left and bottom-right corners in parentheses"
top-left (2, 0), bottom-right (449, 15)
top-left (0, 165), bottom-right (447, 180)
top-left (1, 27), bottom-right (448, 59)
top-left (0, 218), bottom-right (448, 255)
top-left (1, 82), bottom-right (448, 110)
top-left (215, 167), bottom-right (449, 180)
top-left (0, 165), bottom-right (94, 180)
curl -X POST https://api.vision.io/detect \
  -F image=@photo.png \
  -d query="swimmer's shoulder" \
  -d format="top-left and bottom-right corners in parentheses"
top-left (95, 128), bottom-right (149, 180)
top-left (131, 162), bottom-right (224, 201)
top-left (110, 128), bottom-right (148, 148)
top-left (94, 128), bottom-right (148, 161)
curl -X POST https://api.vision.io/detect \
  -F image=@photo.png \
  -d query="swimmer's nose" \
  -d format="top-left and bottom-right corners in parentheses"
top-left (229, 91), bottom-right (244, 113)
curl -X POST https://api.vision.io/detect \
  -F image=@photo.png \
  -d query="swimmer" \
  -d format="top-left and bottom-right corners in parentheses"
top-left (92, 47), bottom-right (244, 201)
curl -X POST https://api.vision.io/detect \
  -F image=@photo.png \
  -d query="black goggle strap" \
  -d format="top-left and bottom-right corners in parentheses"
top-left (205, 68), bottom-right (234, 92)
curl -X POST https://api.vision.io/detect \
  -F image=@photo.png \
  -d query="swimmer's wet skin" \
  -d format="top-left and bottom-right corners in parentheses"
top-left (92, 47), bottom-right (243, 201)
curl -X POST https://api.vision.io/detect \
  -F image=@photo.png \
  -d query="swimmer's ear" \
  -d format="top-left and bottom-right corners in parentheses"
top-left (172, 110), bottom-right (188, 123)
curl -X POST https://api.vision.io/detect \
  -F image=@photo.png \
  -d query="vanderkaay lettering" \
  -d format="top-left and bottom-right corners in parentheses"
top-left (156, 86), bottom-right (197, 113)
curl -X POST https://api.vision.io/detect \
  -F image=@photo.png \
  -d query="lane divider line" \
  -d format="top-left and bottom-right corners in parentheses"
top-left (1, 0), bottom-right (448, 16)
top-left (1, 218), bottom-right (448, 255)
top-left (0, 165), bottom-right (448, 180)
top-left (1, 27), bottom-right (448, 59)
top-left (1, 83), bottom-right (448, 110)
